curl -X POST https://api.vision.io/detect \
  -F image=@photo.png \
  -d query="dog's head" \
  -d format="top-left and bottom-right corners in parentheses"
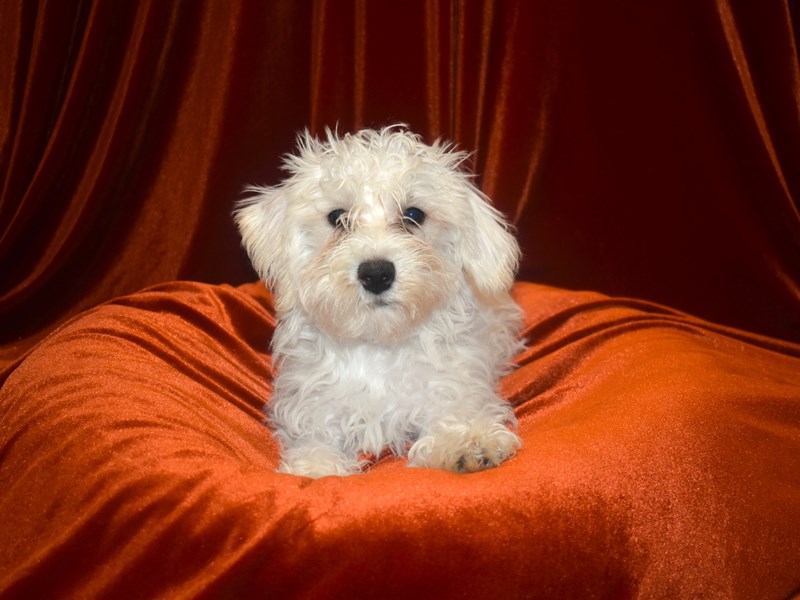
top-left (235, 126), bottom-right (519, 343)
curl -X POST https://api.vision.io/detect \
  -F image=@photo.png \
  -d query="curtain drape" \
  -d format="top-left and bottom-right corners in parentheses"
top-left (2, 0), bottom-right (799, 370)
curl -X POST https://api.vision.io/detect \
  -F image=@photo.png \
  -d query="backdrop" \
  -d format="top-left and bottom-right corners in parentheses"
top-left (2, 0), bottom-right (799, 369)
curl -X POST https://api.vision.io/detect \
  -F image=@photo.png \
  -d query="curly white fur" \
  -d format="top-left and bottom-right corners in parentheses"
top-left (235, 126), bottom-right (523, 478)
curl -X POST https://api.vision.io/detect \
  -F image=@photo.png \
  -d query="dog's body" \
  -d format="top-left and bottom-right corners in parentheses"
top-left (236, 126), bottom-right (523, 478)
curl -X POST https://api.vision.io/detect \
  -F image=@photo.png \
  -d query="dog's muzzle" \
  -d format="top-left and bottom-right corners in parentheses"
top-left (357, 259), bottom-right (395, 295)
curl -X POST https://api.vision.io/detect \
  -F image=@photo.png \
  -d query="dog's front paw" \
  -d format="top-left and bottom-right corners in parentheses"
top-left (407, 420), bottom-right (521, 474)
top-left (278, 444), bottom-right (363, 478)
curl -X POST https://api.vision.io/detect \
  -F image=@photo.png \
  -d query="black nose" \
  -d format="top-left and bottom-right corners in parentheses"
top-left (357, 259), bottom-right (395, 295)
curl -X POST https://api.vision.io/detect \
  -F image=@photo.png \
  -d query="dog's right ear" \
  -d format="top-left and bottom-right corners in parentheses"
top-left (234, 186), bottom-right (291, 298)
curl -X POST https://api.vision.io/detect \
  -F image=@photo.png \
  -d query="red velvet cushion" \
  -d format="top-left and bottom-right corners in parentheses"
top-left (1, 281), bottom-right (799, 597)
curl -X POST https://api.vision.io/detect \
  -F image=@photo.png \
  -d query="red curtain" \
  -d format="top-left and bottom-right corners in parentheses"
top-left (2, 1), bottom-right (799, 369)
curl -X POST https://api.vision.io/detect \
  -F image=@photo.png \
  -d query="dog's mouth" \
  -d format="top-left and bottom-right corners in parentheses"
top-left (370, 298), bottom-right (394, 308)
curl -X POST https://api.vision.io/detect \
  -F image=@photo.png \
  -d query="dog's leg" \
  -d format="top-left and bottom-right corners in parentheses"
top-left (406, 401), bottom-right (521, 473)
top-left (276, 438), bottom-right (364, 478)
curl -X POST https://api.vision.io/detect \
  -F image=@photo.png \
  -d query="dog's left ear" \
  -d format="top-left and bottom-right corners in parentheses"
top-left (459, 184), bottom-right (521, 300)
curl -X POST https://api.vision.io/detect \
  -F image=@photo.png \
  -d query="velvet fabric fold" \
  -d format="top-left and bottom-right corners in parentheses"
top-left (1, 281), bottom-right (798, 598)
top-left (2, 2), bottom-right (800, 596)
top-left (2, 1), bottom-right (799, 370)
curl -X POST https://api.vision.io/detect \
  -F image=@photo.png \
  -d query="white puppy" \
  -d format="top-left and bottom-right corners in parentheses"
top-left (235, 126), bottom-right (523, 478)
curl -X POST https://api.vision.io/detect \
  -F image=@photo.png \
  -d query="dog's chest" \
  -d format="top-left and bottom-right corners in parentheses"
top-left (334, 343), bottom-right (431, 403)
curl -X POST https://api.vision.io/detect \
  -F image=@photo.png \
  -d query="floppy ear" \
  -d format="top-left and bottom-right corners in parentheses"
top-left (234, 186), bottom-right (292, 298)
top-left (459, 184), bottom-right (521, 300)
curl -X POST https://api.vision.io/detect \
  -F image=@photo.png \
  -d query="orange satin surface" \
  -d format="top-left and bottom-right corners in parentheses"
top-left (1, 281), bottom-right (798, 598)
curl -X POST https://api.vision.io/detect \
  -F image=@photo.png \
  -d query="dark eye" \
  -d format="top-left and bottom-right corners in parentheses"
top-left (327, 209), bottom-right (348, 229)
top-left (402, 206), bottom-right (426, 227)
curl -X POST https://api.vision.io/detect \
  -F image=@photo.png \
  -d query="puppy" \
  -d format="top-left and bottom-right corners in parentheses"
top-left (235, 126), bottom-right (523, 478)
